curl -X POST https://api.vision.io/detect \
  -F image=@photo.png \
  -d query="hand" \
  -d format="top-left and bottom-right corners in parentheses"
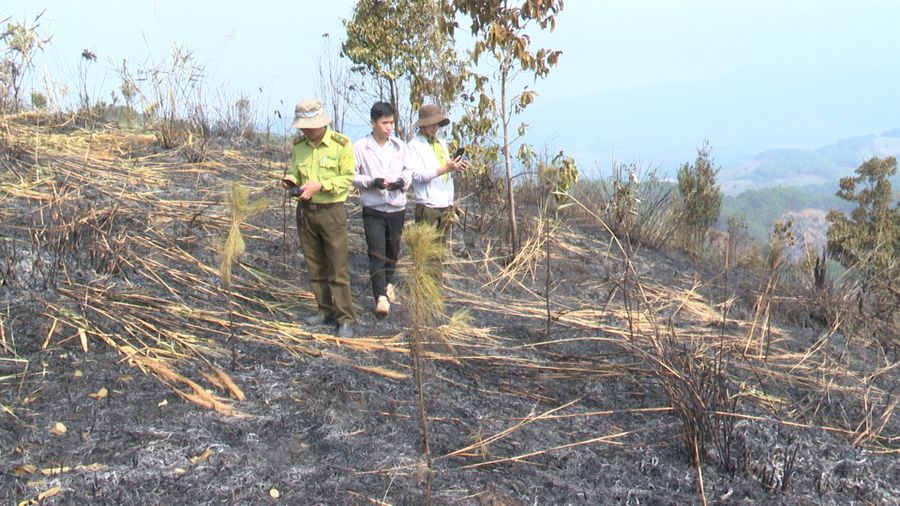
top-left (385, 178), bottom-right (406, 191)
top-left (372, 177), bottom-right (386, 190)
top-left (447, 157), bottom-right (468, 172)
top-left (298, 181), bottom-right (323, 201)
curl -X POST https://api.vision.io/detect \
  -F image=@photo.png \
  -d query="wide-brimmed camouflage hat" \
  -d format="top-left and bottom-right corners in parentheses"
top-left (414, 104), bottom-right (450, 129)
top-left (291, 98), bottom-right (332, 129)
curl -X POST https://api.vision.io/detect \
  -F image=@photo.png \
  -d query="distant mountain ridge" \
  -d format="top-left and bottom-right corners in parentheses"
top-left (720, 129), bottom-right (900, 194)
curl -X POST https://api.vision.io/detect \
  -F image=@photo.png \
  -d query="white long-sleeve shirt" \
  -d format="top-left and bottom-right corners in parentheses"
top-left (352, 134), bottom-right (412, 213)
top-left (408, 134), bottom-right (454, 208)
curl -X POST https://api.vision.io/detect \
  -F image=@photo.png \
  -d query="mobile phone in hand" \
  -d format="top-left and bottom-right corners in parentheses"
top-left (282, 178), bottom-right (301, 197)
top-left (453, 146), bottom-right (466, 159)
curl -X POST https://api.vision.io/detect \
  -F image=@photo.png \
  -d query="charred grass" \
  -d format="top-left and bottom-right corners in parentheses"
top-left (1, 114), bottom-right (897, 505)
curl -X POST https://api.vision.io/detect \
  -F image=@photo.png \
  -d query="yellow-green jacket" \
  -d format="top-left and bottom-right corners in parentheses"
top-left (287, 128), bottom-right (355, 204)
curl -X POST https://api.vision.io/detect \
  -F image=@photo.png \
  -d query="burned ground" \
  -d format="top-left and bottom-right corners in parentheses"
top-left (1, 115), bottom-right (897, 505)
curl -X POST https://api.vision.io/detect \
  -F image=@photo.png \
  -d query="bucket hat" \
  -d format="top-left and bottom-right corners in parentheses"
top-left (414, 104), bottom-right (450, 129)
top-left (291, 98), bottom-right (332, 129)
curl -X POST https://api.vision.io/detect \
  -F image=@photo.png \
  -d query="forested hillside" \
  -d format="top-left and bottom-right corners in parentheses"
top-left (721, 185), bottom-right (853, 243)
top-left (721, 130), bottom-right (900, 193)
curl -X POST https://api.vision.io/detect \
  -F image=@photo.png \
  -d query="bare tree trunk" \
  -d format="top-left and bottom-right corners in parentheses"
top-left (500, 63), bottom-right (519, 256)
top-left (545, 207), bottom-right (552, 337)
top-left (389, 78), bottom-right (405, 139)
top-left (313, 36), bottom-right (353, 133)
top-left (411, 337), bottom-right (433, 505)
top-left (814, 248), bottom-right (827, 290)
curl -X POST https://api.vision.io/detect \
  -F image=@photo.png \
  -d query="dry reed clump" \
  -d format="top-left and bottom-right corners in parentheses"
top-left (216, 182), bottom-right (269, 289)
top-left (485, 216), bottom-right (552, 290)
top-left (567, 163), bottom-right (678, 249)
top-left (708, 216), bottom-right (765, 271)
top-left (404, 223), bottom-right (446, 331)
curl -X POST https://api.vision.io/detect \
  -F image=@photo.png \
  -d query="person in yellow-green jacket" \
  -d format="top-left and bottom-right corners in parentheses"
top-left (281, 98), bottom-right (355, 338)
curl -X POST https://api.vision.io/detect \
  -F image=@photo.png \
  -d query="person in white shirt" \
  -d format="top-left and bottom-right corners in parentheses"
top-left (408, 104), bottom-right (468, 243)
top-left (353, 102), bottom-right (411, 317)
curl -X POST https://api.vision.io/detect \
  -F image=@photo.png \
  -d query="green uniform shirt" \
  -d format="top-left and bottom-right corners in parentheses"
top-left (288, 128), bottom-right (355, 204)
top-left (429, 137), bottom-right (449, 181)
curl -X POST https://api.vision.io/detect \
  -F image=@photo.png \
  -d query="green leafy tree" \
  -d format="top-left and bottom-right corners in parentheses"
top-left (452, 77), bottom-right (500, 179)
top-left (826, 156), bottom-right (899, 316)
top-left (343, 0), bottom-right (464, 137)
top-left (450, 0), bottom-right (564, 255)
top-left (677, 140), bottom-right (723, 248)
top-left (450, 79), bottom-right (502, 236)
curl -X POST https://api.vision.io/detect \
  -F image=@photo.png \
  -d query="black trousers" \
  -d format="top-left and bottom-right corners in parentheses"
top-left (362, 207), bottom-right (405, 300)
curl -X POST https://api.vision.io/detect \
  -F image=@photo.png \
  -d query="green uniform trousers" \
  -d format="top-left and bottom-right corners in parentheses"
top-left (296, 202), bottom-right (354, 324)
top-left (413, 204), bottom-right (453, 244)
top-left (413, 204), bottom-right (454, 284)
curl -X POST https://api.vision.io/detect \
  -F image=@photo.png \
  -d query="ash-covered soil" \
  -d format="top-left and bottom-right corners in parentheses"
top-left (1, 119), bottom-right (897, 505)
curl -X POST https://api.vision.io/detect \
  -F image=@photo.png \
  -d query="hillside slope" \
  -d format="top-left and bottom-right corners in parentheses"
top-left (1, 115), bottom-right (897, 505)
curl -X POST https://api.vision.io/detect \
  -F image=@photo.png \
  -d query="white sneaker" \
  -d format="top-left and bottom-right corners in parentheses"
top-left (385, 283), bottom-right (397, 303)
top-left (375, 295), bottom-right (390, 317)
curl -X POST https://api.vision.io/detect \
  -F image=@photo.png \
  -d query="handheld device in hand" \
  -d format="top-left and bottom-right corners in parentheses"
top-left (453, 146), bottom-right (466, 159)
top-left (283, 179), bottom-right (301, 197)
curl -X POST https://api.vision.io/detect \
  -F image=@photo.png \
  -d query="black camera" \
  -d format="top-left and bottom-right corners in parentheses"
top-left (453, 146), bottom-right (466, 159)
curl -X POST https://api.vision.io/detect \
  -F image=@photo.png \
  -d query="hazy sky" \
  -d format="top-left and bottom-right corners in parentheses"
top-left (4, 1), bottom-right (899, 169)
top-left (2, 0), bottom-right (357, 122)
top-left (532, 1), bottom-right (900, 167)
top-left (541, 1), bottom-right (900, 95)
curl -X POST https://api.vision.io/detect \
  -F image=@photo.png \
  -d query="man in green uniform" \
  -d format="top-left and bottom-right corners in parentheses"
top-left (282, 98), bottom-right (355, 338)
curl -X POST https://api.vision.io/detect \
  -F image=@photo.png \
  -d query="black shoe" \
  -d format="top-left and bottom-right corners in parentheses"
top-left (336, 323), bottom-right (354, 338)
top-left (306, 312), bottom-right (334, 326)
